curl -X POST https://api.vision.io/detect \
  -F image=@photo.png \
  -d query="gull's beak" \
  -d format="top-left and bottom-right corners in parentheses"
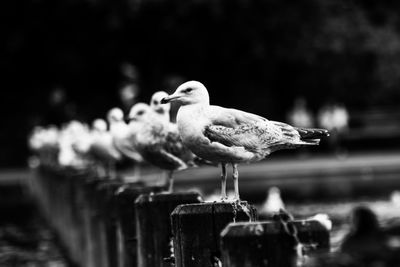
top-left (161, 94), bottom-right (180, 104)
top-left (126, 115), bottom-right (136, 122)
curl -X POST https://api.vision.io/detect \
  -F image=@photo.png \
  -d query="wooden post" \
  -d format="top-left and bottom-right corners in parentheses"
top-left (220, 220), bottom-right (330, 267)
top-left (77, 175), bottom-right (99, 267)
top-left (95, 180), bottom-right (126, 267)
top-left (35, 167), bottom-right (94, 267)
top-left (67, 170), bottom-right (94, 266)
top-left (84, 178), bottom-right (108, 267)
top-left (171, 201), bottom-right (258, 267)
top-left (135, 192), bottom-right (203, 267)
top-left (115, 184), bottom-right (166, 267)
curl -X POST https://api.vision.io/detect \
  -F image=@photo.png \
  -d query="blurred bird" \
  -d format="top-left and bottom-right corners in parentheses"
top-left (128, 102), bottom-right (197, 192)
top-left (28, 125), bottom-right (60, 166)
top-left (308, 213), bottom-right (332, 231)
top-left (150, 91), bottom-right (171, 122)
top-left (260, 187), bottom-right (286, 215)
top-left (73, 118), bottom-right (116, 177)
top-left (340, 206), bottom-right (389, 258)
top-left (108, 107), bottom-right (143, 163)
top-left (390, 190), bottom-right (400, 207)
top-left (161, 81), bottom-right (329, 200)
top-left (93, 118), bottom-right (107, 132)
top-left (86, 115), bottom-right (122, 178)
top-left (58, 121), bottom-right (89, 168)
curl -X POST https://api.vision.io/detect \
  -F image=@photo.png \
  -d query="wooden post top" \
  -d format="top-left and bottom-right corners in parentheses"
top-left (221, 219), bottom-right (330, 238)
top-left (135, 192), bottom-right (203, 206)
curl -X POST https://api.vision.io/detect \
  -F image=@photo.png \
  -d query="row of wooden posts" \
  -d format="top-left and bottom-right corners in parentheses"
top-left (30, 166), bottom-right (330, 267)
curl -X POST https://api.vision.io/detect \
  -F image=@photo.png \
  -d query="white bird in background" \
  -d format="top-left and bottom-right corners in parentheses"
top-left (128, 102), bottom-right (197, 192)
top-left (108, 107), bottom-right (143, 163)
top-left (260, 186), bottom-right (286, 215)
top-left (71, 118), bottom-right (113, 176)
top-left (28, 125), bottom-right (60, 167)
top-left (150, 91), bottom-right (171, 122)
top-left (161, 81), bottom-right (329, 200)
top-left (92, 118), bottom-right (108, 133)
top-left (308, 213), bottom-right (332, 231)
top-left (85, 114), bottom-right (122, 178)
top-left (58, 121), bottom-right (89, 168)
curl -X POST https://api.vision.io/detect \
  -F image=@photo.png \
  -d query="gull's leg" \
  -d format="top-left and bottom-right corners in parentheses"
top-left (232, 163), bottom-right (240, 201)
top-left (167, 170), bottom-right (174, 193)
top-left (220, 163), bottom-right (227, 200)
top-left (108, 161), bottom-right (117, 180)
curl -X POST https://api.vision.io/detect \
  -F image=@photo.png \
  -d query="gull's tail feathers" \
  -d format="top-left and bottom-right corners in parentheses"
top-left (294, 139), bottom-right (320, 146)
top-left (295, 127), bottom-right (329, 140)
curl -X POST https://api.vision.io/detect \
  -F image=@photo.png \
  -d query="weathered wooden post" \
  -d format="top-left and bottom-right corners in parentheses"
top-left (84, 178), bottom-right (108, 267)
top-left (220, 219), bottom-right (330, 267)
top-left (171, 201), bottom-right (258, 267)
top-left (95, 180), bottom-right (126, 267)
top-left (67, 170), bottom-right (92, 266)
top-left (135, 192), bottom-right (204, 267)
top-left (115, 184), bottom-right (166, 267)
top-left (75, 174), bottom-right (98, 267)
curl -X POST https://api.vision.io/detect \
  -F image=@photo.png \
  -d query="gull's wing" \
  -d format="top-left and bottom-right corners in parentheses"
top-left (113, 127), bottom-right (144, 162)
top-left (90, 134), bottom-right (122, 161)
top-left (163, 124), bottom-right (196, 164)
top-left (204, 124), bottom-right (284, 154)
top-left (204, 106), bottom-right (309, 153)
top-left (207, 105), bottom-right (268, 127)
top-left (114, 136), bottom-right (143, 162)
top-left (140, 145), bottom-right (188, 171)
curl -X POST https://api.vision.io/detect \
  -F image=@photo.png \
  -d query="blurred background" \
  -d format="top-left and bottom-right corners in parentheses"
top-left (2, 0), bottom-right (400, 265)
top-left (2, 0), bottom-right (400, 167)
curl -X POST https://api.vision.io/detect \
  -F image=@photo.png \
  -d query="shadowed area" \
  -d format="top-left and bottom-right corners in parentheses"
top-left (0, 184), bottom-right (71, 267)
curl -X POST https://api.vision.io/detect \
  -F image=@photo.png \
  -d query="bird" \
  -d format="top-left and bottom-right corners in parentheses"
top-left (161, 81), bottom-right (329, 200)
top-left (107, 107), bottom-right (143, 163)
top-left (260, 186), bottom-right (286, 215)
top-left (308, 213), bottom-right (332, 231)
top-left (58, 121), bottom-right (90, 168)
top-left (84, 115), bottom-right (123, 178)
top-left (150, 91), bottom-right (216, 168)
top-left (128, 102), bottom-right (197, 192)
top-left (28, 125), bottom-right (60, 167)
top-left (150, 91), bottom-right (171, 122)
top-left (340, 206), bottom-right (389, 259)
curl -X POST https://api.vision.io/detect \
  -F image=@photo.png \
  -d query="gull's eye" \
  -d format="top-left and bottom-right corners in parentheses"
top-left (152, 100), bottom-right (158, 105)
top-left (137, 110), bottom-right (145, 116)
top-left (184, 88), bottom-right (193, 93)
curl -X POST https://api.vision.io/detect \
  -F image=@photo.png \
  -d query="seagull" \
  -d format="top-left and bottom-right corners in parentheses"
top-left (58, 121), bottom-right (89, 168)
top-left (128, 102), bottom-right (196, 192)
top-left (107, 107), bottom-right (143, 163)
top-left (161, 81), bottom-right (329, 200)
top-left (150, 91), bottom-right (171, 122)
top-left (92, 118), bottom-right (108, 132)
top-left (28, 125), bottom-right (60, 167)
top-left (151, 91), bottom-right (216, 167)
top-left (86, 115), bottom-right (122, 178)
top-left (260, 186), bottom-right (286, 215)
top-left (308, 213), bottom-right (332, 231)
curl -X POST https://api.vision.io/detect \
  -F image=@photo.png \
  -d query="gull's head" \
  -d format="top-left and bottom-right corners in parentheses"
top-left (107, 107), bottom-right (124, 123)
top-left (151, 91), bottom-right (170, 115)
top-left (161, 81), bottom-right (209, 106)
top-left (92, 118), bottom-right (107, 132)
top-left (128, 102), bottom-right (152, 122)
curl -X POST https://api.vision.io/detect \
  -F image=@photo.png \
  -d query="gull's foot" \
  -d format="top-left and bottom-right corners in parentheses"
top-left (220, 196), bottom-right (229, 202)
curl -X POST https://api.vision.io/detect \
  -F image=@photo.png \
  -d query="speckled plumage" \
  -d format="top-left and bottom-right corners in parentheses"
top-left (128, 102), bottom-right (198, 191)
top-left (162, 81), bottom-right (329, 200)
